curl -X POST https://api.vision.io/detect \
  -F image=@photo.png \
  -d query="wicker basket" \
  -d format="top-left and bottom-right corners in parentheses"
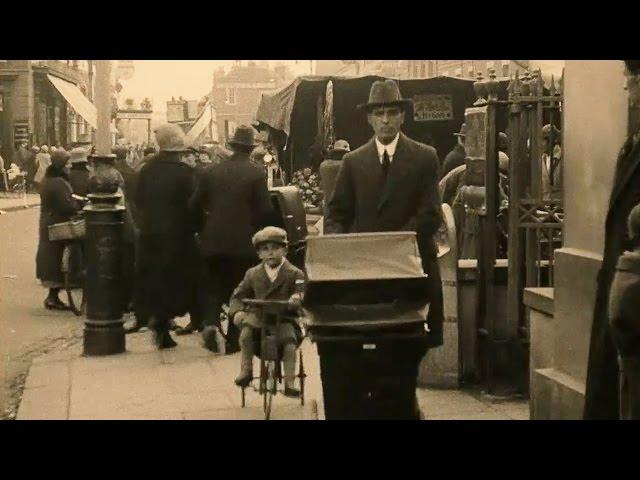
top-left (48, 219), bottom-right (86, 241)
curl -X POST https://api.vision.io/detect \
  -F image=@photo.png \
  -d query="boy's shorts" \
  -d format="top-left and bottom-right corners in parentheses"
top-left (243, 321), bottom-right (303, 353)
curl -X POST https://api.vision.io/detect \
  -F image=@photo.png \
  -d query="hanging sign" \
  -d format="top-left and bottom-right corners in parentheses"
top-left (413, 94), bottom-right (453, 121)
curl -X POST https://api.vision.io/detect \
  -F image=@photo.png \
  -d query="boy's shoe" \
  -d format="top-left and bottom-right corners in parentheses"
top-left (283, 386), bottom-right (301, 398)
top-left (234, 371), bottom-right (253, 388)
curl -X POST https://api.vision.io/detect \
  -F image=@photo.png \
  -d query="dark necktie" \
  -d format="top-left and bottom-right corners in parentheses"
top-left (381, 149), bottom-right (390, 179)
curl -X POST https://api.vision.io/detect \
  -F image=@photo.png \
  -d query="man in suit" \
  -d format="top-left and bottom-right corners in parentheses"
top-left (190, 125), bottom-right (274, 353)
top-left (584, 60), bottom-right (640, 419)
top-left (325, 79), bottom-right (444, 418)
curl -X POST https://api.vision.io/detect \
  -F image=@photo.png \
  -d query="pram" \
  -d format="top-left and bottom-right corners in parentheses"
top-left (301, 232), bottom-right (432, 420)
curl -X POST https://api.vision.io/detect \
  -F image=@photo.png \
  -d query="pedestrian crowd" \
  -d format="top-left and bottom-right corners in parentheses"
top-left (32, 122), bottom-right (305, 395)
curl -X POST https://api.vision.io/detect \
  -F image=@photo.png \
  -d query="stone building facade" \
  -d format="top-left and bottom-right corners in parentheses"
top-left (0, 60), bottom-right (92, 165)
top-left (210, 61), bottom-right (289, 142)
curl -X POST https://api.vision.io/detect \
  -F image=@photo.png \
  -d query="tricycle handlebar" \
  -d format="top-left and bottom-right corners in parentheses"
top-left (242, 299), bottom-right (291, 307)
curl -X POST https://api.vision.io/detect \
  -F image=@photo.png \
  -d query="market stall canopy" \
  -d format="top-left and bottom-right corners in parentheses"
top-left (47, 74), bottom-right (98, 128)
top-left (185, 102), bottom-right (218, 144)
top-left (256, 74), bottom-right (491, 173)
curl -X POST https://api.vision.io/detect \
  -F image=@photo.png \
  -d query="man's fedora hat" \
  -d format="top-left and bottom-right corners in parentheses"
top-left (228, 125), bottom-right (257, 148)
top-left (453, 123), bottom-right (467, 137)
top-left (358, 79), bottom-right (412, 111)
top-left (154, 123), bottom-right (188, 152)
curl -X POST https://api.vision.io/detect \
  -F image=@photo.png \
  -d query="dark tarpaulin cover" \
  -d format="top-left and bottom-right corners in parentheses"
top-left (304, 232), bottom-right (426, 282)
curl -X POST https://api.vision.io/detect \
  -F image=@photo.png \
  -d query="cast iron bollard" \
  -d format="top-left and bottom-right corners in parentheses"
top-left (83, 154), bottom-right (126, 356)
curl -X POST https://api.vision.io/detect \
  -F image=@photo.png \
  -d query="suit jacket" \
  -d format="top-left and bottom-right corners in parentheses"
top-left (325, 132), bottom-right (444, 347)
top-left (585, 132), bottom-right (640, 419)
top-left (189, 151), bottom-right (274, 258)
top-left (228, 258), bottom-right (305, 328)
top-left (325, 132), bottom-right (442, 259)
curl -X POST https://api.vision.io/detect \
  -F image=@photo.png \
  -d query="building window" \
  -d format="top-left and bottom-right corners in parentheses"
top-left (420, 62), bottom-right (426, 77)
top-left (413, 65), bottom-right (419, 78)
top-left (225, 88), bottom-right (236, 105)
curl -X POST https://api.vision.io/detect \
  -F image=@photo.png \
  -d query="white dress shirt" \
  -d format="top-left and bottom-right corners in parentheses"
top-left (375, 133), bottom-right (400, 164)
top-left (264, 257), bottom-right (285, 283)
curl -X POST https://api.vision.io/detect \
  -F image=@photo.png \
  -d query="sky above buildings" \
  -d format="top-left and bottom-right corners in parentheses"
top-left (120, 60), bottom-right (314, 112)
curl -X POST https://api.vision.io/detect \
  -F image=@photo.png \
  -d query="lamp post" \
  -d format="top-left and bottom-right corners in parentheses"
top-left (83, 59), bottom-right (126, 356)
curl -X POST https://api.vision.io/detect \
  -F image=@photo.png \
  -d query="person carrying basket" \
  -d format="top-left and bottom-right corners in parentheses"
top-left (228, 226), bottom-right (304, 397)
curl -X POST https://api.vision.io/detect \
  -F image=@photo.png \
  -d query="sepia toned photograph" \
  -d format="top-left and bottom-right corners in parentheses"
top-left (0, 59), bottom-right (635, 421)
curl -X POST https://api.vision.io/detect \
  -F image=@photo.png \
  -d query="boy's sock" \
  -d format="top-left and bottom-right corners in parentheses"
top-left (235, 326), bottom-right (254, 387)
top-left (282, 343), bottom-right (297, 390)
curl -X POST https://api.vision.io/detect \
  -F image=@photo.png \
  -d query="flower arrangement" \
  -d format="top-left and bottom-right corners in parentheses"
top-left (289, 167), bottom-right (323, 210)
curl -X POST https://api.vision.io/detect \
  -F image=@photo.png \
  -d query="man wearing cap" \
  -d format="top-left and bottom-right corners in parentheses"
top-left (135, 124), bottom-right (201, 349)
top-left (319, 139), bottom-right (350, 211)
top-left (441, 123), bottom-right (467, 179)
top-left (190, 125), bottom-right (274, 353)
top-left (325, 80), bottom-right (444, 418)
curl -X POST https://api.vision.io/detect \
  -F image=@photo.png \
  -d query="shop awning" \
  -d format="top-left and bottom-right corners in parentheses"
top-left (185, 102), bottom-right (218, 144)
top-left (47, 74), bottom-right (97, 128)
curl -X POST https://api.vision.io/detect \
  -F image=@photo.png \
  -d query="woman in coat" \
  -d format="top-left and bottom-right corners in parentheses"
top-left (35, 149), bottom-right (79, 310)
top-left (135, 124), bottom-right (200, 349)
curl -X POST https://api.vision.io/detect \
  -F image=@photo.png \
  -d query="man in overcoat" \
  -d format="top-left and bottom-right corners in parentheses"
top-left (190, 125), bottom-right (274, 353)
top-left (325, 79), bottom-right (444, 418)
top-left (584, 60), bottom-right (640, 419)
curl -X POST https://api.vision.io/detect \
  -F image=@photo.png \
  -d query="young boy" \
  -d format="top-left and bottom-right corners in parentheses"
top-left (228, 226), bottom-right (305, 397)
top-left (609, 203), bottom-right (640, 419)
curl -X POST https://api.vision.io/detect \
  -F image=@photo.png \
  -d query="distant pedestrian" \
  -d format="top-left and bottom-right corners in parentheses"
top-left (319, 139), bottom-right (350, 212)
top-left (441, 123), bottom-right (467, 179)
top-left (68, 147), bottom-right (91, 197)
top-left (25, 146), bottom-right (39, 191)
top-left (35, 149), bottom-right (79, 310)
top-left (33, 145), bottom-right (51, 190)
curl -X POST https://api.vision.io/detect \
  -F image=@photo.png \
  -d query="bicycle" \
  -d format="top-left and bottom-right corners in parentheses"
top-left (238, 298), bottom-right (306, 420)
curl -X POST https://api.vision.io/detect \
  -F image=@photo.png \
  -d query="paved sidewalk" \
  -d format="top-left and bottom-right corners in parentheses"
top-left (0, 194), bottom-right (40, 214)
top-left (18, 317), bottom-right (322, 420)
top-left (417, 389), bottom-right (529, 420)
top-left (17, 315), bottom-right (529, 420)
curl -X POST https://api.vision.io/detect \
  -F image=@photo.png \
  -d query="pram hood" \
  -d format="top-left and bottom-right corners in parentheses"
top-left (302, 232), bottom-right (430, 329)
top-left (304, 232), bottom-right (427, 282)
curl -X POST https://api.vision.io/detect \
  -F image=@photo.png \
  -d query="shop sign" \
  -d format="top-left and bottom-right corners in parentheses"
top-left (413, 94), bottom-right (453, 121)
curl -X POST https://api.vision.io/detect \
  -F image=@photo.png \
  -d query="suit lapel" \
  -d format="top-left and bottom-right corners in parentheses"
top-left (377, 133), bottom-right (411, 212)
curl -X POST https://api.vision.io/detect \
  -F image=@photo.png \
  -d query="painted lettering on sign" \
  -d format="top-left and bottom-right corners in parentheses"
top-left (413, 94), bottom-right (453, 122)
